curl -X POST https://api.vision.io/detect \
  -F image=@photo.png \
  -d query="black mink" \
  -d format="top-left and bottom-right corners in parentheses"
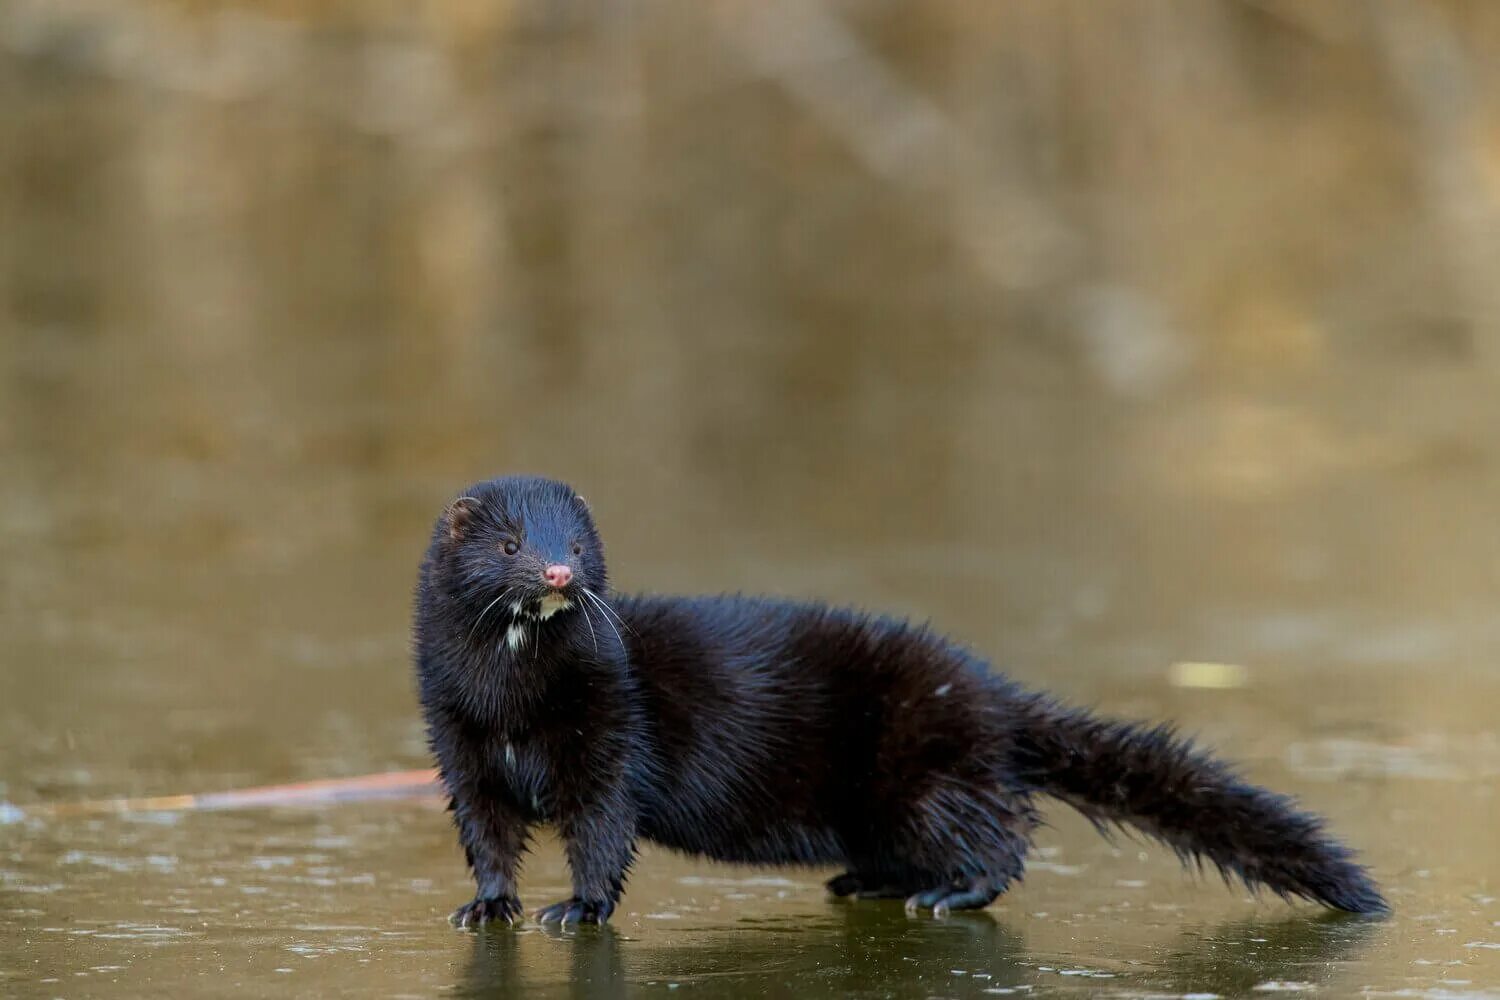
top-left (413, 475), bottom-right (1386, 927)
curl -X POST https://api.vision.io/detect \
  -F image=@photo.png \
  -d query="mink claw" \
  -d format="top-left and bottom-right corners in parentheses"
top-left (904, 886), bottom-right (949, 914)
top-left (904, 882), bottom-right (1002, 916)
top-left (451, 895), bottom-right (524, 929)
top-left (534, 897), bottom-right (613, 926)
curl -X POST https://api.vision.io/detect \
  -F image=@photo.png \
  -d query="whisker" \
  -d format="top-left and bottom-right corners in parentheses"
top-left (577, 594), bottom-right (599, 655)
top-left (581, 589), bottom-right (625, 653)
top-left (590, 591), bottom-right (635, 643)
top-left (466, 588), bottom-right (515, 644)
top-left (581, 587), bottom-right (638, 638)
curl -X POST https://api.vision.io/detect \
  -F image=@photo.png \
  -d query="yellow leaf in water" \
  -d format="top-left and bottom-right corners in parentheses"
top-left (1168, 661), bottom-right (1250, 689)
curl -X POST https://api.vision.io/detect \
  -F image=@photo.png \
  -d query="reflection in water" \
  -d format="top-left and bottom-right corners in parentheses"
top-left (461, 925), bottom-right (627, 1000)
top-left (644, 908), bottom-right (1026, 997)
top-left (459, 927), bottom-right (528, 999)
top-left (454, 909), bottom-right (1377, 998)
top-left (460, 907), bottom-right (1027, 998)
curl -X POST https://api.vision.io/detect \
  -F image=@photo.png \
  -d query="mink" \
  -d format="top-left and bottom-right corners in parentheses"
top-left (413, 475), bottom-right (1386, 927)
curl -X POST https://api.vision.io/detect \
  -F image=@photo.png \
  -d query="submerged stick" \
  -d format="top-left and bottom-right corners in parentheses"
top-left (10, 769), bottom-right (443, 819)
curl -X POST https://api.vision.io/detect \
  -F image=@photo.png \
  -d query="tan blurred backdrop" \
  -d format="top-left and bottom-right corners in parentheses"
top-left (4, 0), bottom-right (1499, 659)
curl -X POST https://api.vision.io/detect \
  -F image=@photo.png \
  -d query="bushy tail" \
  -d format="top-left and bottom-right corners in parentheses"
top-left (1010, 697), bottom-right (1387, 914)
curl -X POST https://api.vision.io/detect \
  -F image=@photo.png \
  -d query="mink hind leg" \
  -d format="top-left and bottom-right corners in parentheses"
top-left (843, 784), bottom-right (1036, 915)
top-left (899, 834), bottom-right (1028, 916)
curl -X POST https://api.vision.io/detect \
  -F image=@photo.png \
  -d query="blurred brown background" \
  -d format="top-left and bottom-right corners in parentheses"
top-left (2, 3), bottom-right (1500, 994)
top-left (5, 0), bottom-right (1499, 670)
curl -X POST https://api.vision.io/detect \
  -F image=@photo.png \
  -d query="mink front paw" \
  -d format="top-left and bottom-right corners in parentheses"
top-left (534, 896), bottom-right (614, 925)
top-left (826, 871), bottom-right (862, 897)
top-left (450, 895), bottom-right (524, 929)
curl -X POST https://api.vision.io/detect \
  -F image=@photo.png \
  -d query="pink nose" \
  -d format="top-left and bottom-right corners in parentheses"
top-left (543, 564), bottom-right (573, 588)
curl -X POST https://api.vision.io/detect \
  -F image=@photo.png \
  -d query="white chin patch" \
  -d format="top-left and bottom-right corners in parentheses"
top-left (505, 624), bottom-right (528, 651)
top-left (538, 594), bottom-right (573, 620)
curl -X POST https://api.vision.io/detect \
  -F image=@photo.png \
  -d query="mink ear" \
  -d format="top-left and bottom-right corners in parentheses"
top-left (446, 497), bottom-right (480, 542)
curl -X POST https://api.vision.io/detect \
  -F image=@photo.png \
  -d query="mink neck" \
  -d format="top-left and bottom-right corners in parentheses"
top-left (464, 600), bottom-right (623, 674)
top-left (434, 603), bottom-right (624, 731)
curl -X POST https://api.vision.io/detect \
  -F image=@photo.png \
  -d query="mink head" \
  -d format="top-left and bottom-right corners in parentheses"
top-left (436, 475), bottom-right (605, 626)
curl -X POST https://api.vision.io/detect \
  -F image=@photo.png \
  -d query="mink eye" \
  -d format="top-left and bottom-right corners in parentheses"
top-left (572, 543), bottom-right (583, 556)
top-left (501, 540), bottom-right (519, 556)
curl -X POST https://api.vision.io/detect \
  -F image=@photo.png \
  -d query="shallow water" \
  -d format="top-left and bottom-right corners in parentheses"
top-left (5, 2), bottom-right (1500, 996)
top-left (8, 668), bottom-right (1500, 998)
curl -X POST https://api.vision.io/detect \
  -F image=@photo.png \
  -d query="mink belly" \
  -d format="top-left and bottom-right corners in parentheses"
top-left (626, 739), bottom-right (849, 865)
top-left (638, 809), bottom-right (847, 867)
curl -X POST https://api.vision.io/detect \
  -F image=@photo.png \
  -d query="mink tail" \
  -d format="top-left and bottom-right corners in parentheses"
top-left (1008, 696), bottom-right (1388, 914)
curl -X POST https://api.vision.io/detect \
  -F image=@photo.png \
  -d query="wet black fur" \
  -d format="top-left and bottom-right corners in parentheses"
top-left (414, 475), bottom-right (1387, 926)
